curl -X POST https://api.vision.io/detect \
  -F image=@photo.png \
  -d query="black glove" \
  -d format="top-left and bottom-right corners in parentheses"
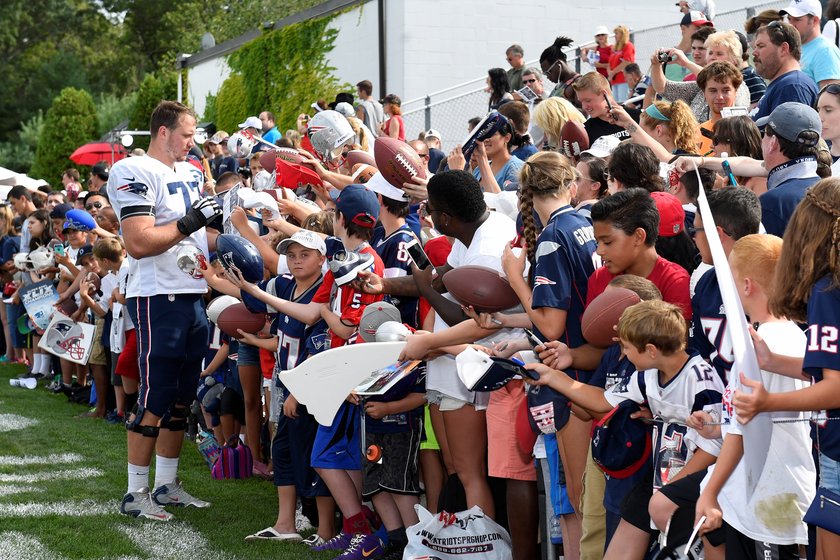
top-left (177, 197), bottom-right (222, 236)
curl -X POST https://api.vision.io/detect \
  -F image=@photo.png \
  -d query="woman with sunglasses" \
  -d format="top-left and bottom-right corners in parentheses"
top-left (467, 117), bottom-right (525, 194)
top-left (710, 116), bottom-right (766, 194)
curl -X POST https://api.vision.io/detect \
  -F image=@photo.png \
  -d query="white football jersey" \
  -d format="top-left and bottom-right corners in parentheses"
top-left (107, 155), bottom-right (209, 297)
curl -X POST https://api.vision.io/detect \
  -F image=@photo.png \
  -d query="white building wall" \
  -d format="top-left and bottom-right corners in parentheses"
top-left (326, 2), bottom-right (381, 92)
top-left (187, 56), bottom-right (231, 119)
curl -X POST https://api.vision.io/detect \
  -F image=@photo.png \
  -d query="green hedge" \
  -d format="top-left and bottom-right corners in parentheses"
top-left (214, 75), bottom-right (248, 134)
top-left (30, 88), bottom-right (98, 186)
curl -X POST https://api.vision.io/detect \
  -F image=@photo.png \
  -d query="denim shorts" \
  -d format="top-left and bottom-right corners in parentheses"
top-left (819, 452), bottom-right (840, 493)
top-left (426, 389), bottom-right (488, 412)
top-left (236, 341), bottom-right (260, 367)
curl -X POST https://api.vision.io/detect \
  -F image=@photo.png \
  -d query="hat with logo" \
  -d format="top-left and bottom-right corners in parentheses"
top-left (755, 101), bottom-right (822, 146)
top-left (591, 400), bottom-right (653, 479)
top-left (358, 302), bottom-right (402, 342)
top-left (63, 209), bottom-right (96, 232)
top-left (581, 135), bottom-right (621, 158)
top-left (238, 116), bottom-right (262, 130)
top-left (425, 129), bottom-right (442, 141)
top-left (651, 191), bottom-right (685, 238)
top-left (75, 244), bottom-right (94, 265)
top-left (276, 229), bottom-right (327, 256)
top-left (780, 0), bottom-right (822, 18)
top-left (335, 184), bottom-right (379, 229)
top-left (680, 10), bottom-right (713, 26)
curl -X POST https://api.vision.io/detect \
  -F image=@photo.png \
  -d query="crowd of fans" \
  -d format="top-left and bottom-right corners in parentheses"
top-left (4, 1), bottom-right (840, 559)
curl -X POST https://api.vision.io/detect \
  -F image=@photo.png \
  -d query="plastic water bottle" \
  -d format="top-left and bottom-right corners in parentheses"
top-left (550, 514), bottom-right (563, 545)
top-left (658, 437), bottom-right (685, 486)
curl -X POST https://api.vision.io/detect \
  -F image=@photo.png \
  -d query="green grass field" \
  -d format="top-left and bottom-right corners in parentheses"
top-left (0, 363), bottom-right (334, 560)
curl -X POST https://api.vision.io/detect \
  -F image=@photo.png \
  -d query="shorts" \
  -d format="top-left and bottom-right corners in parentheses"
top-left (88, 317), bottom-right (107, 366)
top-left (311, 401), bottom-right (362, 471)
top-left (819, 452), bottom-right (840, 493)
top-left (115, 328), bottom-right (139, 380)
top-left (272, 401), bottom-right (329, 497)
top-left (111, 351), bottom-right (122, 386)
top-left (426, 389), bottom-right (488, 412)
top-left (237, 341), bottom-right (260, 367)
top-left (219, 387), bottom-right (245, 425)
top-left (420, 405), bottom-right (439, 451)
top-left (545, 433), bottom-right (576, 516)
top-left (487, 380), bottom-right (536, 481)
top-left (127, 294), bottom-right (208, 417)
top-left (720, 520), bottom-right (799, 560)
top-left (362, 428), bottom-right (422, 499)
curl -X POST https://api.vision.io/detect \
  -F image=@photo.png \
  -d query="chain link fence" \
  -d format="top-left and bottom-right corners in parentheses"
top-left (403, 1), bottom-right (787, 152)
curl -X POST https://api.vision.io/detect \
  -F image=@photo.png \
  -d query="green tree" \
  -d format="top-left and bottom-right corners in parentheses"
top-left (214, 75), bottom-right (249, 134)
top-left (30, 88), bottom-right (98, 183)
top-left (97, 92), bottom-right (139, 138)
top-left (0, 112), bottom-right (44, 174)
top-left (128, 73), bottom-right (178, 150)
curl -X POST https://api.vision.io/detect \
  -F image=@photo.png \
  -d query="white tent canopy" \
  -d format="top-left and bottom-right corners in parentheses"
top-left (0, 166), bottom-right (48, 190)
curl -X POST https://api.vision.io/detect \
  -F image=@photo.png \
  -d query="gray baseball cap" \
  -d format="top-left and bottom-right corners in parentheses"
top-left (755, 102), bottom-right (822, 147)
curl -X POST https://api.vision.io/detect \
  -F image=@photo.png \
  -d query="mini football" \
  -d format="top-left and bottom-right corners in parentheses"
top-left (351, 164), bottom-right (378, 184)
top-left (217, 303), bottom-right (265, 338)
top-left (442, 265), bottom-right (520, 313)
top-left (345, 150), bottom-right (377, 168)
top-left (581, 287), bottom-right (641, 347)
top-left (560, 120), bottom-right (589, 161)
top-left (215, 234), bottom-right (265, 283)
top-left (374, 137), bottom-right (426, 189)
top-left (85, 272), bottom-right (101, 295)
top-left (206, 294), bottom-right (240, 324)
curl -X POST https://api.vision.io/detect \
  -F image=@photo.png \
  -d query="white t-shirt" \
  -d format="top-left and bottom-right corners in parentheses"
top-left (107, 155), bottom-right (209, 297)
top-left (701, 320), bottom-right (814, 545)
top-left (109, 261), bottom-right (131, 351)
top-left (426, 211), bottom-right (518, 403)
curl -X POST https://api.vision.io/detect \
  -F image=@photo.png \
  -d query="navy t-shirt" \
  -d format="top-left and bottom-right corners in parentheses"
top-left (690, 269), bottom-right (734, 384)
top-left (365, 362), bottom-right (426, 434)
top-left (751, 70), bottom-right (818, 123)
top-left (588, 345), bottom-right (649, 514)
top-left (760, 176), bottom-right (819, 237)
top-left (372, 224), bottom-right (419, 328)
top-left (0, 236), bottom-right (20, 265)
top-left (804, 276), bottom-right (840, 461)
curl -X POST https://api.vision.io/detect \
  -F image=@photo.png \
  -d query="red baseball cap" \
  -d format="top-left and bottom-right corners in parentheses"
top-left (651, 191), bottom-right (685, 238)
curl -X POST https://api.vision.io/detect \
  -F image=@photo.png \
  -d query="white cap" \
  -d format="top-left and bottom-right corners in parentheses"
top-left (365, 172), bottom-right (409, 201)
top-left (594, 25), bottom-right (610, 36)
top-left (425, 129), bottom-right (442, 141)
top-left (238, 116), bottom-right (262, 130)
top-left (334, 102), bottom-right (356, 118)
top-left (780, 0), bottom-right (821, 18)
top-left (276, 230), bottom-right (327, 256)
top-left (582, 135), bottom-right (621, 158)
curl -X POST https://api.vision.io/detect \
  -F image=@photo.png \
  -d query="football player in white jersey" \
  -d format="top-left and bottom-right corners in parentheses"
top-left (107, 101), bottom-right (222, 521)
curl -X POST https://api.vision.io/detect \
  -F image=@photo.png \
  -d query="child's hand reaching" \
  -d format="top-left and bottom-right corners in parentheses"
top-left (364, 401), bottom-right (391, 420)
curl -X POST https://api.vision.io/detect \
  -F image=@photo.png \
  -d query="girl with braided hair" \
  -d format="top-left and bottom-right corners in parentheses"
top-left (500, 151), bottom-right (599, 560)
top-left (732, 179), bottom-right (840, 556)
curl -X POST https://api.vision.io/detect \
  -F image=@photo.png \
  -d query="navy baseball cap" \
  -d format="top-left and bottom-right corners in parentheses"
top-left (76, 244), bottom-right (94, 265)
top-left (591, 400), bottom-right (652, 479)
top-left (50, 203), bottom-right (72, 220)
top-left (336, 184), bottom-right (379, 229)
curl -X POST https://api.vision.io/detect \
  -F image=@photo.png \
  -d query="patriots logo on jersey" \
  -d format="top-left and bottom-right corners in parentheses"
top-left (117, 181), bottom-right (149, 196)
top-left (534, 276), bottom-right (556, 286)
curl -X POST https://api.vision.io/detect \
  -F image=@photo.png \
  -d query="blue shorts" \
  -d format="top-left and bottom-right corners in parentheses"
top-left (236, 341), bottom-right (260, 367)
top-left (820, 452), bottom-right (840, 493)
top-left (311, 401), bottom-right (362, 471)
top-left (545, 433), bottom-right (576, 516)
top-left (273, 398), bottom-right (329, 497)
top-left (127, 294), bottom-right (208, 417)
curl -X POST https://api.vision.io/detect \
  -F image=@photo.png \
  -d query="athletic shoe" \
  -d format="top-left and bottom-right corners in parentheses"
top-left (244, 527), bottom-right (302, 542)
top-left (152, 478), bottom-right (211, 508)
top-left (105, 411), bottom-right (125, 425)
top-left (302, 534), bottom-right (326, 547)
top-left (311, 532), bottom-right (354, 552)
top-left (120, 488), bottom-right (173, 521)
top-left (295, 505), bottom-right (314, 532)
top-left (332, 533), bottom-right (385, 560)
top-left (329, 251), bottom-right (374, 286)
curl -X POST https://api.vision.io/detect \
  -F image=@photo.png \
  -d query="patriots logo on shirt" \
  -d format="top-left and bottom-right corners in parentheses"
top-left (534, 276), bottom-right (556, 286)
top-left (117, 181), bottom-right (148, 196)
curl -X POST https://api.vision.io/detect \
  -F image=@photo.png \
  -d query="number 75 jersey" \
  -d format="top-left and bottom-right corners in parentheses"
top-left (107, 155), bottom-right (209, 298)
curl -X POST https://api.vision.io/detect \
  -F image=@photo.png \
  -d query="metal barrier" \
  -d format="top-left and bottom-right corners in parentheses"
top-left (402, 1), bottom-right (786, 151)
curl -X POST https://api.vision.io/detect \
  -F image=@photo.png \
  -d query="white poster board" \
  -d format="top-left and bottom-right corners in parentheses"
top-left (38, 312), bottom-right (95, 365)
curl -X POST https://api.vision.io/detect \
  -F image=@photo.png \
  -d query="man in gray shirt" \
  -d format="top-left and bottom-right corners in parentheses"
top-left (356, 80), bottom-right (385, 138)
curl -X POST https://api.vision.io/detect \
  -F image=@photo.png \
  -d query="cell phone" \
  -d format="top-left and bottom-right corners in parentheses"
top-left (405, 238), bottom-right (431, 270)
top-left (524, 328), bottom-right (546, 349)
top-left (54, 245), bottom-right (65, 257)
top-left (603, 92), bottom-right (613, 112)
top-left (517, 86), bottom-right (538, 102)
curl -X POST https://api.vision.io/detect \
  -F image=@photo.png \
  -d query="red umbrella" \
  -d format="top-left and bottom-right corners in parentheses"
top-left (69, 142), bottom-right (127, 166)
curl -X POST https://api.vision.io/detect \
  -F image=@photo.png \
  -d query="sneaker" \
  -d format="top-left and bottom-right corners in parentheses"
top-left (105, 411), bottom-right (125, 425)
top-left (329, 251), bottom-right (374, 286)
top-left (295, 505), bottom-right (314, 532)
top-left (332, 533), bottom-right (385, 560)
top-left (152, 478), bottom-right (211, 508)
top-left (120, 488), bottom-right (173, 521)
top-left (312, 532), bottom-right (354, 552)
top-left (302, 534), bottom-right (326, 547)
top-left (244, 527), bottom-right (302, 542)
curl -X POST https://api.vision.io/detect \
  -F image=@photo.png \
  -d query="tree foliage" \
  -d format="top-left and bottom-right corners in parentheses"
top-left (0, 113), bottom-right (44, 175)
top-left (215, 76), bottom-right (249, 134)
top-left (31, 88), bottom-right (98, 185)
top-left (128, 73), bottom-right (179, 151)
top-left (224, 16), bottom-right (348, 132)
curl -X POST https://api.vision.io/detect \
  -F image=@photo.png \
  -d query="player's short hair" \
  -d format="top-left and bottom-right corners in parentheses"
top-left (150, 101), bottom-right (196, 138)
top-left (93, 237), bottom-right (125, 261)
top-left (216, 172), bottom-right (241, 192)
top-left (591, 188), bottom-right (659, 246)
top-left (729, 234), bottom-right (783, 293)
top-left (617, 300), bottom-right (687, 354)
top-left (706, 187), bottom-right (761, 240)
top-left (426, 170), bottom-right (486, 223)
top-left (572, 72), bottom-right (611, 94)
top-left (608, 275), bottom-right (663, 302)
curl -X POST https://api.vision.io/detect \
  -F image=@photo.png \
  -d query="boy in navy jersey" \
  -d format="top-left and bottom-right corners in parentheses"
top-left (690, 187), bottom-right (761, 384)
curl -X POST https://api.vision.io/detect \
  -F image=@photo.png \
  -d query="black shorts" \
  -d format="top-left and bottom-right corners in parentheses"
top-left (621, 469), bottom-right (708, 536)
top-left (272, 403), bottom-right (329, 497)
top-left (362, 428), bottom-right (422, 499)
top-left (721, 521), bottom-right (799, 560)
top-left (219, 387), bottom-right (245, 425)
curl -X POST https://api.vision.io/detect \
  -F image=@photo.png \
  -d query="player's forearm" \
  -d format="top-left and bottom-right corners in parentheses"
top-left (123, 222), bottom-right (185, 259)
top-left (701, 434), bottom-right (743, 499)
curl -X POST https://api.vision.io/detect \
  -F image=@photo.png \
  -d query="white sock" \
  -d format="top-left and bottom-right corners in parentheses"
top-left (127, 463), bottom-right (150, 493)
top-left (154, 455), bottom-right (179, 489)
top-left (38, 354), bottom-right (51, 375)
top-left (31, 354), bottom-right (42, 374)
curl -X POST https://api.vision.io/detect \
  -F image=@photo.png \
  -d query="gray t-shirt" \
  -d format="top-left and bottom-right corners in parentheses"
top-left (359, 99), bottom-right (385, 138)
